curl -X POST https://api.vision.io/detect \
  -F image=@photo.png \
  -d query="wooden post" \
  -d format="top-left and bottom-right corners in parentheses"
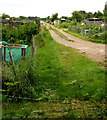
top-left (23, 48), bottom-right (26, 60)
top-left (21, 48), bottom-right (23, 60)
top-left (9, 51), bottom-right (16, 76)
top-left (4, 47), bottom-right (6, 62)
top-left (9, 52), bottom-right (14, 65)
top-left (21, 48), bottom-right (26, 60)
top-left (32, 36), bottom-right (36, 57)
top-left (21, 48), bottom-right (23, 55)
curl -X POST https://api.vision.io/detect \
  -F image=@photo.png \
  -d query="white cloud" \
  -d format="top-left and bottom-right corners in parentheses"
top-left (0, 0), bottom-right (106, 17)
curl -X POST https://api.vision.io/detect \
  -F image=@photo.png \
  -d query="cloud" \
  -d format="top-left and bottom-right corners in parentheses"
top-left (0, 0), bottom-right (106, 17)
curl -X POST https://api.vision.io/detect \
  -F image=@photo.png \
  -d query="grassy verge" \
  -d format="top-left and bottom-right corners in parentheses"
top-left (64, 30), bottom-right (106, 44)
top-left (2, 27), bottom-right (106, 119)
top-left (50, 27), bottom-right (74, 42)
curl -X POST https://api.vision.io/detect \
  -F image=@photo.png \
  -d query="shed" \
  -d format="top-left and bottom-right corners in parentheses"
top-left (86, 18), bottom-right (103, 25)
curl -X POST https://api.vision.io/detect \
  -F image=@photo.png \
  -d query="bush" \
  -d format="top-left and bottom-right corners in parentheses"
top-left (2, 22), bottom-right (39, 45)
top-left (58, 23), bottom-right (69, 28)
top-left (69, 21), bottom-right (77, 26)
top-left (99, 31), bottom-right (107, 43)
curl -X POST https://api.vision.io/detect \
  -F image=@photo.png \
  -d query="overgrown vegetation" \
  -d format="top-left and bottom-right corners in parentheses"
top-left (65, 29), bottom-right (107, 44)
top-left (2, 27), bottom-right (106, 119)
top-left (55, 23), bottom-right (106, 44)
top-left (2, 22), bottom-right (39, 45)
top-left (2, 32), bottom-right (45, 100)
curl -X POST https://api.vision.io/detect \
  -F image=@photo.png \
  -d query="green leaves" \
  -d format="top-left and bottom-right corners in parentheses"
top-left (2, 22), bottom-right (39, 45)
top-left (71, 11), bottom-right (84, 22)
top-left (4, 81), bottom-right (20, 86)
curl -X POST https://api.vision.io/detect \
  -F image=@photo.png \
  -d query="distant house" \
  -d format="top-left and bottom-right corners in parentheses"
top-left (2, 19), bottom-right (10, 24)
top-left (2, 19), bottom-right (23, 26)
top-left (85, 18), bottom-right (104, 25)
top-left (21, 19), bottom-right (35, 23)
top-left (2, 18), bottom-right (40, 27)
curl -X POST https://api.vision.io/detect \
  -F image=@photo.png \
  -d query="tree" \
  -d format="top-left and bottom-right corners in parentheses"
top-left (41, 17), bottom-right (46, 21)
top-left (2, 13), bottom-right (10, 19)
top-left (47, 16), bottom-right (50, 19)
top-left (79, 10), bottom-right (86, 19)
top-left (71, 11), bottom-right (84, 22)
top-left (50, 13), bottom-right (58, 22)
top-left (18, 16), bottom-right (27, 19)
top-left (68, 17), bottom-right (72, 21)
top-left (45, 16), bottom-right (50, 22)
top-left (93, 11), bottom-right (103, 18)
top-left (60, 16), bottom-right (68, 19)
top-left (28, 16), bottom-right (37, 20)
top-left (46, 16), bottom-right (50, 21)
top-left (85, 12), bottom-right (93, 19)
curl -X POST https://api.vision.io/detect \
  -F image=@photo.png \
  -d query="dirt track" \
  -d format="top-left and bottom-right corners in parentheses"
top-left (46, 25), bottom-right (106, 62)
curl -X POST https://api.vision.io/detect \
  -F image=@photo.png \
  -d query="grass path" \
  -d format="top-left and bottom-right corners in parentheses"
top-left (35, 27), bottom-right (105, 101)
top-left (3, 27), bottom-right (106, 119)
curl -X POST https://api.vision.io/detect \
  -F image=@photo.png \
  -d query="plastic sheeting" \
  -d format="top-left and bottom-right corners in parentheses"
top-left (1, 41), bottom-right (30, 63)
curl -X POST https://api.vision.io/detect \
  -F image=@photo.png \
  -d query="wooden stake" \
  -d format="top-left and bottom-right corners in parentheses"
top-left (21, 48), bottom-right (26, 60)
top-left (9, 52), bottom-right (16, 76)
top-left (9, 52), bottom-right (14, 65)
top-left (32, 36), bottom-right (36, 57)
top-left (23, 48), bottom-right (26, 60)
top-left (4, 47), bottom-right (6, 62)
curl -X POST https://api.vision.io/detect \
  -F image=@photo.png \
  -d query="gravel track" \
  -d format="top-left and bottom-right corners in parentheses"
top-left (47, 25), bottom-right (106, 62)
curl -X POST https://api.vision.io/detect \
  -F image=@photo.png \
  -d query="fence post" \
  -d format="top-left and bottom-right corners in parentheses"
top-left (4, 47), bottom-right (6, 62)
top-left (9, 51), bottom-right (16, 76)
top-left (9, 52), bottom-right (14, 65)
top-left (32, 36), bottom-right (36, 57)
top-left (21, 48), bottom-right (26, 60)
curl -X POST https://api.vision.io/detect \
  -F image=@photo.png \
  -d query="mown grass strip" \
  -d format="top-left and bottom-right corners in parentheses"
top-left (50, 27), bottom-right (74, 42)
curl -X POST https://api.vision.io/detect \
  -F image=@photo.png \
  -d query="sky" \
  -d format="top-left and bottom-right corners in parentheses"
top-left (0, 0), bottom-right (106, 18)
